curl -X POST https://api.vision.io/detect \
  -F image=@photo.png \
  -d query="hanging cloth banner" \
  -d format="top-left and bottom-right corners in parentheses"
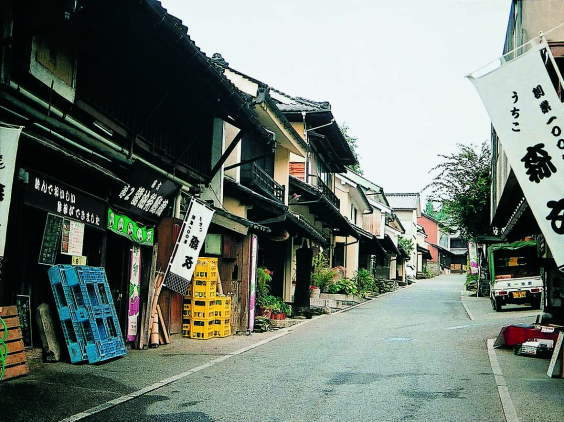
top-left (127, 245), bottom-right (142, 342)
top-left (468, 41), bottom-right (564, 271)
top-left (0, 123), bottom-right (23, 258)
top-left (163, 198), bottom-right (214, 295)
top-left (107, 208), bottom-right (154, 246)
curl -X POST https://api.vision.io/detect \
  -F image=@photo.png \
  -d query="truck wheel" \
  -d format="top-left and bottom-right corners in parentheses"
top-left (532, 297), bottom-right (541, 309)
top-left (494, 298), bottom-right (503, 312)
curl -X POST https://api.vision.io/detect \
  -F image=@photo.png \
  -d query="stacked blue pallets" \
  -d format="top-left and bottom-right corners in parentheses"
top-left (48, 265), bottom-right (127, 364)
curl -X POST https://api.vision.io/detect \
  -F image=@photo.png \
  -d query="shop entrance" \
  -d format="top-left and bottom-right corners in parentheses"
top-left (258, 238), bottom-right (287, 298)
top-left (6, 205), bottom-right (105, 347)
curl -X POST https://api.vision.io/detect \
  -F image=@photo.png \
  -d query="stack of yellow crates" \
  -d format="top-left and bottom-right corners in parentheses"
top-left (182, 258), bottom-right (232, 339)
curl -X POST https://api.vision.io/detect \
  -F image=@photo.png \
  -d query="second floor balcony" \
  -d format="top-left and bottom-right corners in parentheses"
top-left (241, 162), bottom-right (285, 203)
top-left (308, 175), bottom-right (340, 209)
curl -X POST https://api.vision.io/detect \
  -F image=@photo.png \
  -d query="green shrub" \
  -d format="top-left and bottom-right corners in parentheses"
top-left (354, 269), bottom-right (376, 293)
top-left (256, 267), bottom-right (272, 303)
top-left (311, 252), bottom-right (338, 292)
top-left (327, 278), bottom-right (358, 295)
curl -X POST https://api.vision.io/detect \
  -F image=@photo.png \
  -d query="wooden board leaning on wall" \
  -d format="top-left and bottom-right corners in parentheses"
top-left (0, 305), bottom-right (30, 381)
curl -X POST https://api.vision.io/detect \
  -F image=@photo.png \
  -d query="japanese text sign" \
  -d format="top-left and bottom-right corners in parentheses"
top-left (113, 162), bottom-right (179, 220)
top-left (163, 198), bottom-right (214, 295)
top-left (24, 170), bottom-right (106, 228)
top-left (469, 41), bottom-right (564, 270)
top-left (107, 208), bottom-right (154, 246)
top-left (0, 123), bottom-right (22, 257)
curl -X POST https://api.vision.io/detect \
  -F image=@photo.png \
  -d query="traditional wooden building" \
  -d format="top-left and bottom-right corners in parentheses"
top-left (0, 0), bottom-right (271, 345)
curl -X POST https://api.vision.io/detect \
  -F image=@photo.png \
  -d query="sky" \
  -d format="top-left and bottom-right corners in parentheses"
top-left (163, 0), bottom-right (510, 195)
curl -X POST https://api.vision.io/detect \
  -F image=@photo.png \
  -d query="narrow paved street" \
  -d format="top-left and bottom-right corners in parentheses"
top-left (87, 275), bottom-right (509, 422)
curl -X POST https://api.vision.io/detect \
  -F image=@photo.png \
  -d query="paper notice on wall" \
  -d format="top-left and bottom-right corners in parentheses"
top-left (468, 41), bottom-right (564, 271)
top-left (61, 219), bottom-right (84, 256)
top-left (163, 198), bottom-right (214, 295)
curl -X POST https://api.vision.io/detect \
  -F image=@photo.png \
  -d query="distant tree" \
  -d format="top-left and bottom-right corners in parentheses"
top-left (426, 141), bottom-right (491, 240)
top-left (423, 201), bottom-right (450, 228)
top-left (340, 122), bottom-right (363, 174)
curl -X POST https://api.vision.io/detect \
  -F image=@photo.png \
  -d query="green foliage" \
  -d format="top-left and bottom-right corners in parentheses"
top-left (327, 278), bottom-right (358, 295)
top-left (311, 252), bottom-right (337, 292)
top-left (423, 268), bottom-right (434, 279)
top-left (258, 295), bottom-right (292, 315)
top-left (279, 302), bottom-right (292, 316)
top-left (423, 201), bottom-right (449, 225)
top-left (427, 141), bottom-right (491, 240)
top-left (465, 273), bottom-right (478, 290)
top-left (257, 294), bottom-right (278, 310)
top-left (256, 267), bottom-right (272, 300)
top-left (340, 122), bottom-right (363, 175)
top-left (398, 237), bottom-right (414, 260)
top-left (354, 269), bottom-right (376, 293)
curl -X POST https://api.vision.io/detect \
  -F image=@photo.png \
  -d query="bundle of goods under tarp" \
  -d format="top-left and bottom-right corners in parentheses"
top-left (494, 324), bottom-right (560, 349)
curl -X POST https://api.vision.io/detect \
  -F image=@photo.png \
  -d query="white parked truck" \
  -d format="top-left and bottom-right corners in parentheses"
top-left (488, 241), bottom-right (543, 312)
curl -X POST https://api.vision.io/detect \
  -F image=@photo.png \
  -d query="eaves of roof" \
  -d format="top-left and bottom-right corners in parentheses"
top-left (286, 212), bottom-right (330, 247)
top-left (213, 208), bottom-right (271, 233)
top-left (289, 176), bottom-right (359, 238)
top-left (224, 178), bottom-right (287, 213)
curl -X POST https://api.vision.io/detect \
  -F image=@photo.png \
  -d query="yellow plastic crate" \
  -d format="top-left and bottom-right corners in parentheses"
top-left (191, 279), bottom-right (217, 298)
top-left (218, 326), bottom-right (231, 337)
top-left (189, 325), bottom-right (216, 340)
top-left (190, 299), bottom-right (217, 318)
top-left (193, 258), bottom-right (219, 281)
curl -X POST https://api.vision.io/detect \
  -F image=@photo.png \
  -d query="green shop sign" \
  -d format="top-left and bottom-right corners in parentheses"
top-left (107, 208), bottom-right (155, 246)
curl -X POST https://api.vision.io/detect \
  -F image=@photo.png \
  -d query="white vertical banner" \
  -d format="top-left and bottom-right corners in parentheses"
top-left (0, 123), bottom-right (23, 257)
top-left (248, 234), bottom-right (258, 332)
top-left (468, 241), bottom-right (478, 275)
top-left (127, 244), bottom-right (142, 342)
top-left (468, 41), bottom-right (564, 271)
top-left (163, 197), bottom-right (215, 295)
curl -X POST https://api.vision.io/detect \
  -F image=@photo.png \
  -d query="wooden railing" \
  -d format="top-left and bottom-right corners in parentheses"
top-left (308, 175), bottom-right (339, 209)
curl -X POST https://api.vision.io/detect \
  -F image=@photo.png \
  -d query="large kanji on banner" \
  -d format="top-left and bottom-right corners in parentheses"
top-left (163, 198), bottom-right (215, 295)
top-left (469, 41), bottom-right (564, 271)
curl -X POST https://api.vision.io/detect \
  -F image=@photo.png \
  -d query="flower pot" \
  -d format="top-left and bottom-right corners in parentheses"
top-left (310, 287), bottom-right (321, 298)
top-left (258, 307), bottom-right (272, 318)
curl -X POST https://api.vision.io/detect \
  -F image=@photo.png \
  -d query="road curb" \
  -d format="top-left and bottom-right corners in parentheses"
top-left (460, 297), bottom-right (475, 321)
top-left (486, 338), bottom-right (520, 422)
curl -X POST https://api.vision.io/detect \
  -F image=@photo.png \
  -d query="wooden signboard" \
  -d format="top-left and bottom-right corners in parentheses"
top-left (0, 305), bottom-right (29, 381)
top-left (547, 331), bottom-right (564, 378)
top-left (15, 295), bottom-right (32, 348)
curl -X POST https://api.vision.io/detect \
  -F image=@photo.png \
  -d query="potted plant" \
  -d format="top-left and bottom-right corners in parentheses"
top-left (256, 267), bottom-right (273, 316)
top-left (311, 252), bottom-right (338, 294)
top-left (271, 299), bottom-right (292, 320)
top-left (309, 285), bottom-right (321, 298)
top-left (258, 294), bottom-right (279, 318)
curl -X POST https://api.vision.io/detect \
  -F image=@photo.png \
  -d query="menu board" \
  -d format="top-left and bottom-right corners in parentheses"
top-left (39, 213), bottom-right (63, 265)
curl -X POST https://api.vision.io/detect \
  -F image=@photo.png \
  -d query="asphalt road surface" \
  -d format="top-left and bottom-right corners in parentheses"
top-left (88, 274), bottom-right (508, 422)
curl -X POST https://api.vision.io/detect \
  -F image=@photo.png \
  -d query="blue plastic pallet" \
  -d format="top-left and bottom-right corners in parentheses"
top-left (48, 265), bottom-right (127, 364)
